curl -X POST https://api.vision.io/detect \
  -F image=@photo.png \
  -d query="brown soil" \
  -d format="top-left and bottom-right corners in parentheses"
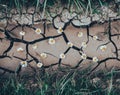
top-left (0, 19), bottom-right (120, 75)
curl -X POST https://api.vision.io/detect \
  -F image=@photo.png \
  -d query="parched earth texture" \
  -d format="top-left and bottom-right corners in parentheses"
top-left (0, 7), bottom-right (120, 75)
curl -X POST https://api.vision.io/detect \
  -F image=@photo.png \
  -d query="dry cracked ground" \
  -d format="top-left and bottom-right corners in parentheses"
top-left (0, 7), bottom-right (120, 76)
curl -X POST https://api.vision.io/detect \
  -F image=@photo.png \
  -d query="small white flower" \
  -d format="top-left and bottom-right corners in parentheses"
top-left (17, 47), bottom-right (24, 52)
top-left (48, 38), bottom-right (55, 45)
top-left (81, 53), bottom-right (87, 59)
top-left (100, 45), bottom-right (107, 52)
top-left (40, 53), bottom-right (47, 59)
top-left (37, 62), bottom-right (43, 68)
top-left (81, 42), bottom-right (87, 48)
top-left (57, 27), bottom-right (63, 34)
top-left (19, 31), bottom-right (25, 36)
top-left (92, 57), bottom-right (99, 62)
top-left (78, 32), bottom-right (83, 38)
top-left (20, 61), bottom-right (27, 67)
top-left (60, 53), bottom-right (65, 59)
top-left (92, 77), bottom-right (100, 83)
top-left (93, 35), bottom-right (98, 40)
top-left (32, 44), bottom-right (38, 50)
top-left (67, 42), bottom-right (73, 47)
top-left (35, 28), bottom-right (42, 34)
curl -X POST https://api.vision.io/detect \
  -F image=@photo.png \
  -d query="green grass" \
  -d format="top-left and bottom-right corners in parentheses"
top-left (0, 0), bottom-right (115, 14)
top-left (0, 68), bottom-right (119, 95)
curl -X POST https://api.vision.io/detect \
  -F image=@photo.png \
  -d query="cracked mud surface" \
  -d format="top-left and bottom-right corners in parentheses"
top-left (0, 8), bottom-right (120, 75)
